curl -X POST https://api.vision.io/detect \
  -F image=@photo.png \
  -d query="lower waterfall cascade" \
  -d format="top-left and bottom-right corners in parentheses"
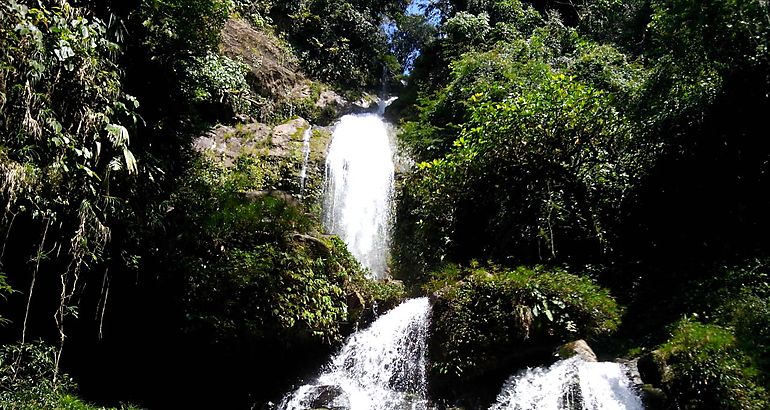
top-left (489, 357), bottom-right (644, 410)
top-left (279, 297), bottom-right (431, 410)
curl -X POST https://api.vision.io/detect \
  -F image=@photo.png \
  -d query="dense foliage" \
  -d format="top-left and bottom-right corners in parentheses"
top-left (0, 0), bottom-right (407, 407)
top-left (234, 0), bottom-right (409, 88)
top-left (2, 0), bottom-right (770, 408)
top-left (0, 0), bottom-right (140, 379)
top-left (655, 319), bottom-right (769, 409)
top-left (429, 265), bottom-right (620, 386)
top-left (0, 342), bottom-right (138, 409)
top-left (391, 0), bottom-right (770, 407)
top-left (171, 155), bottom-right (404, 345)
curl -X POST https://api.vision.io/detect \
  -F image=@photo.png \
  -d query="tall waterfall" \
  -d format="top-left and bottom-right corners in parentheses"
top-left (279, 297), bottom-right (431, 410)
top-left (323, 113), bottom-right (395, 279)
top-left (490, 357), bottom-right (644, 410)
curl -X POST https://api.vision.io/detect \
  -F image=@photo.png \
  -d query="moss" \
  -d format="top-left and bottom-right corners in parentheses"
top-left (290, 124), bottom-right (309, 142)
top-left (309, 128), bottom-right (332, 162)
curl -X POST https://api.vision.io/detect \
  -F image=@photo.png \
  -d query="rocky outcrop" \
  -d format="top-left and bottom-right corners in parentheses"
top-left (220, 18), bottom-right (307, 100)
top-left (194, 117), bottom-right (316, 165)
top-left (291, 385), bottom-right (350, 410)
top-left (314, 89), bottom-right (381, 117)
top-left (635, 351), bottom-right (669, 409)
top-left (193, 116), bottom-right (333, 211)
top-left (271, 117), bottom-right (310, 156)
top-left (219, 18), bottom-right (380, 124)
top-left (193, 122), bottom-right (272, 166)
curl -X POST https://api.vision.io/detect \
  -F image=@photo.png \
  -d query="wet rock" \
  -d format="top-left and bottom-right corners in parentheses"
top-left (303, 385), bottom-right (350, 410)
top-left (556, 339), bottom-right (598, 362)
top-left (637, 350), bottom-right (669, 386)
top-left (635, 351), bottom-right (669, 410)
top-left (616, 358), bottom-right (644, 387)
top-left (640, 384), bottom-right (667, 410)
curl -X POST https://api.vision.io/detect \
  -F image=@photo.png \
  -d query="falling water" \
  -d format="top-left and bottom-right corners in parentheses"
top-left (323, 112), bottom-right (395, 279)
top-left (490, 357), bottom-right (644, 410)
top-left (299, 127), bottom-right (312, 195)
top-left (279, 297), bottom-right (432, 410)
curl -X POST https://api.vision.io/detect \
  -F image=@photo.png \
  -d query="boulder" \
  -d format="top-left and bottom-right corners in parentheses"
top-left (271, 117), bottom-right (310, 156)
top-left (304, 385), bottom-right (350, 410)
top-left (316, 90), bottom-right (346, 109)
top-left (556, 339), bottom-right (598, 362)
top-left (616, 358), bottom-right (644, 387)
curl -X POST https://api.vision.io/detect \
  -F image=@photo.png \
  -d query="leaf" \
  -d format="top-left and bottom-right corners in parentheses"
top-left (123, 148), bottom-right (137, 174)
top-left (105, 123), bottom-right (129, 147)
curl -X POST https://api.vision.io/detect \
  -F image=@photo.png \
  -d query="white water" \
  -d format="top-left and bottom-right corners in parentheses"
top-left (280, 297), bottom-right (431, 410)
top-left (490, 357), bottom-right (644, 410)
top-left (323, 113), bottom-right (395, 279)
top-left (299, 127), bottom-right (312, 195)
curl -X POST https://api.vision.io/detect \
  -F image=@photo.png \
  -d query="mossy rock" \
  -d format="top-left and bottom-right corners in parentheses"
top-left (427, 264), bottom-right (621, 403)
top-left (652, 319), bottom-right (769, 409)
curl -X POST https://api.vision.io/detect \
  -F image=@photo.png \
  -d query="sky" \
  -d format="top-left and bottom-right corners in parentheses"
top-left (407, 0), bottom-right (430, 16)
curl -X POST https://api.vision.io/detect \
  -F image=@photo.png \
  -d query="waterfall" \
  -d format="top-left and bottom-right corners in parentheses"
top-left (279, 297), bottom-right (431, 410)
top-left (490, 357), bottom-right (644, 410)
top-left (323, 113), bottom-right (395, 279)
top-left (299, 127), bottom-right (312, 195)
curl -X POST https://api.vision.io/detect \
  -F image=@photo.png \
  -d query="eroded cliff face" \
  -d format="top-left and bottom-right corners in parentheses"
top-left (220, 18), bottom-right (307, 102)
top-left (218, 17), bottom-right (380, 125)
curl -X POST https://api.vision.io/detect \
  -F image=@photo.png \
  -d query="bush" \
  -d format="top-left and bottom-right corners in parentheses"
top-left (444, 12), bottom-right (491, 47)
top-left (428, 264), bottom-right (621, 383)
top-left (0, 342), bottom-right (137, 409)
top-left (732, 295), bottom-right (770, 379)
top-left (182, 52), bottom-right (254, 120)
top-left (270, 0), bottom-right (403, 89)
top-left (169, 154), bottom-right (403, 345)
top-left (656, 319), bottom-right (769, 409)
top-left (395, 53), bottom-right (644, 281)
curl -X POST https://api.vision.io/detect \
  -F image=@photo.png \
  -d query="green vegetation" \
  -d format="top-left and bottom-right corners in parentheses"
top-left (389, 0), bottom-right (770, 407)
top-left (655, 319), bottom-right (769, 409)
top-left (0, 342), bottom-right (139, 410)
top-left (171, 156), bottom-right (404, 344)
top-left (0, 0), bottom-right (406, 407)
top-left (429, 264), bottom-right (620, 383)
top-left (2, 0), bottom-right (770, 408)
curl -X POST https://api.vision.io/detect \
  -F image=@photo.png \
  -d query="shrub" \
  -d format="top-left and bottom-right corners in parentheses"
top-left (429, 264), bottom-right (621, 382)
top-left (0, 342), bottom-right (137, 409)
top-left (182, 52), bottom-right (254, 119)
top-left (656, 319), bottom-right (769, 409)
top-left (171, 155), bottom-right (401, 345)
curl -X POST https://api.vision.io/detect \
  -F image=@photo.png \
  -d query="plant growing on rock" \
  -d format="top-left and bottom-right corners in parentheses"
top-left (428, 264), bottom-right (621, 390)
top-left (654, 319), bottom-right (769, 410)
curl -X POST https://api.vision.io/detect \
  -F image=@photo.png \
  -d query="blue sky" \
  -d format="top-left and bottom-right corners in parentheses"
top-left (407, 0), bottom-right (429, 15)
